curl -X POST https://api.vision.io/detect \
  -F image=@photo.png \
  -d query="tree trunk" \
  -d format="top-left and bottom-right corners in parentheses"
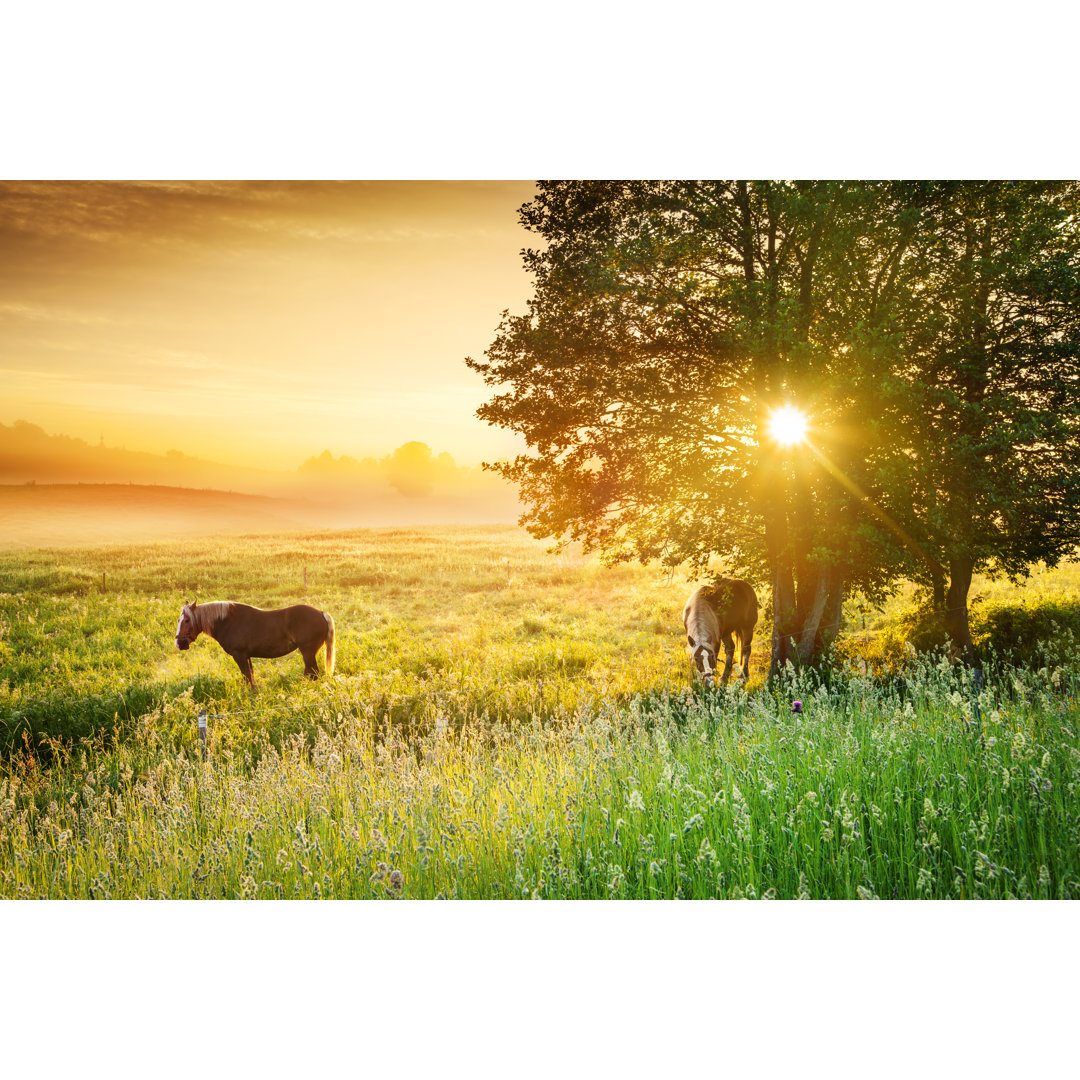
top-left (818, 574), bottom-right (846, 656)
top-left (944, 554), bottom-right (980, 667)
top-left (931, 567), bottom-right (946, 612)
top-left (797, 564), bottom-right (845, 664)
top-left (797, 570), bottom-right (831, 661)
top-left (766, 510), bottom-right (798, 678)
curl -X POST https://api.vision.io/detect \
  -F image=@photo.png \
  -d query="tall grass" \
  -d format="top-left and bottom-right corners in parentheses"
top-left (3, 653), bottom-right (1078, 899)
top-left (3, 527), bottom-right (1079, 899)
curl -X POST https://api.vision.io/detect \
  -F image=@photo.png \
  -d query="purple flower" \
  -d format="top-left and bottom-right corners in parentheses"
top-left (792, 700), bottom-right (803, 714)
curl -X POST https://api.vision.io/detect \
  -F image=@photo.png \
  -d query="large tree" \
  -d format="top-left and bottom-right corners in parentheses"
top-left (469, 182), bottom-right (916, 672)
top-left (468, 180), bottom-right (1080, 674)
top-left (870, 181), bottom-right (1080, 663)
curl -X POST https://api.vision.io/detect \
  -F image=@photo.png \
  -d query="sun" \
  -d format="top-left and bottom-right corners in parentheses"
top-left (768, 405), bottom-right (808, 446)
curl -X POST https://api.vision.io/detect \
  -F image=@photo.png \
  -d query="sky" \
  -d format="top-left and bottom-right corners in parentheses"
top-left (0, 180), bottom-right (537, 470)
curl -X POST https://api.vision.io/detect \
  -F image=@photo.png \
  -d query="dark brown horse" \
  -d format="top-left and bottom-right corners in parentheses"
top-left (682, 579), bottom-right (758, 686)
top-left (175, 600), bottom-right (335, 687)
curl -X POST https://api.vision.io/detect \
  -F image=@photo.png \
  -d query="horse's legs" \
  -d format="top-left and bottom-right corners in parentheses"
top-left (231, 653), bottom-right (256, 687)
top-left (720, 631), bottom-right (735, 683)
top-left (300, 646), bottom-right (319, 679)
top-left (740, 628), bottom-right (754, 680)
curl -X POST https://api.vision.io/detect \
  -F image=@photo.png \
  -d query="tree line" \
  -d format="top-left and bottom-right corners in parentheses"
top-left (467, 181), bottom-right (1080, 676)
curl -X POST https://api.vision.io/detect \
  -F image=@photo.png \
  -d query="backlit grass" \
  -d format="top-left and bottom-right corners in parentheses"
top-left (2, 526), bottom-right (1079, 898)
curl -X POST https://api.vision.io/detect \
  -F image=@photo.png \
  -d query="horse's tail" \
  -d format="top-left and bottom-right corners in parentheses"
top-left (323, 611), bottom-right (336, 676)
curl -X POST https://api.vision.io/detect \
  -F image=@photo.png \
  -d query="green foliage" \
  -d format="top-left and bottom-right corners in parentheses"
top-left (974, 601), bottom-right (1080, 667)
top-left (835, 589), bottom-right (1080, 677)
top-left (2, 654), bottom-right (1079, 899)
top-left (875, 182), bottom-right (1080, 594)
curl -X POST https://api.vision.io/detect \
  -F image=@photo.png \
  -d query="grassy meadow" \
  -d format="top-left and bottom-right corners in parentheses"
top-left (2, 525), bottom-right (1079, 899)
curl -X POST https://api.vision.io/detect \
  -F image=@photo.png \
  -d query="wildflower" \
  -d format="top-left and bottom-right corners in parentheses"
top-left (388, 869), bottom-right (404, 891)
top-left (792, 700), bottom-right (803, 715)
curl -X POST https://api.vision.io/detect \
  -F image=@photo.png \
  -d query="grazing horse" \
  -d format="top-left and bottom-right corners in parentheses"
top-left (682, 579), bottom-right (758, 686)
top-left (175, 600), bottom-right (335, 687)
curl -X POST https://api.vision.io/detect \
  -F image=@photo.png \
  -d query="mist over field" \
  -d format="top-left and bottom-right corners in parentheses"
top-left (0, 419), bottom-right (521, 547)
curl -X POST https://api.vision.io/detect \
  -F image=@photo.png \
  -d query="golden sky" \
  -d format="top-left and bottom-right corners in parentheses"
top-left (0, 180), bottom-right (536, 469)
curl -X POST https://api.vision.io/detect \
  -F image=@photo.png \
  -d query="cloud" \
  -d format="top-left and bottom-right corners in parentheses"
top-left (0, 180), bottom-right (533, 250)
top-left (0, 180), bottom-right (537, 469)
top-left (0, 300), bottom-right (127, 326)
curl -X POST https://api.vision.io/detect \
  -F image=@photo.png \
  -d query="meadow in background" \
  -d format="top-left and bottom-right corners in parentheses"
top-left (1, 526), bottom-right (1078, 899)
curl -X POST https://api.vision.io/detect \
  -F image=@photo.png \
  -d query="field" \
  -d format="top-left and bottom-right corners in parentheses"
top-left (2, 525), bottom-right (1079, 899)
top-left (0, 482), bottom-right (519, 550)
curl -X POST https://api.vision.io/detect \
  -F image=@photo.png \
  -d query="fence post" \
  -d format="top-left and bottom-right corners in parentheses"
top-left (198, 710), bottom-right (208, 761)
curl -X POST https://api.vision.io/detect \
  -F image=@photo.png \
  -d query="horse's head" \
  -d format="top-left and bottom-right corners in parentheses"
top-left (690, 640), bottom-right (718, 686)
top-left (175, 601), bottom-right (200, 650)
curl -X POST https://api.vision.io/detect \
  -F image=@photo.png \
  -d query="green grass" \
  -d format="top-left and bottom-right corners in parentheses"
top-left (0, 525), bottom-right (709, 753)
top-left (2, 526), bottom-right (1079, 899)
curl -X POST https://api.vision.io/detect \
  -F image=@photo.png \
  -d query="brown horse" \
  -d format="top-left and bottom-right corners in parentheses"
top-left (175, 600), bottom-right (335, 687)
top-left (682, 579), bottom-right (758, 686)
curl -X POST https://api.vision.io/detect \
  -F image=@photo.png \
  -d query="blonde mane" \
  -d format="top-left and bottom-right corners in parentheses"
top-left (188, 601), bottom-right (233, 635)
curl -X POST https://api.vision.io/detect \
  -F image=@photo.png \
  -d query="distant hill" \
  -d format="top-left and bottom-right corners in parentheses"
top-left (0, 420), bottom-right (283, 492)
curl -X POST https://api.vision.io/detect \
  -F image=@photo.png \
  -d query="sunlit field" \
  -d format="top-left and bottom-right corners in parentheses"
top-left (2, 526), bottom-right (1079, 899)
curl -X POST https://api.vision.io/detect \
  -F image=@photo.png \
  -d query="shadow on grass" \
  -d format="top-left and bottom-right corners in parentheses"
top-left (1, 673), bottom-right (231, 760)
